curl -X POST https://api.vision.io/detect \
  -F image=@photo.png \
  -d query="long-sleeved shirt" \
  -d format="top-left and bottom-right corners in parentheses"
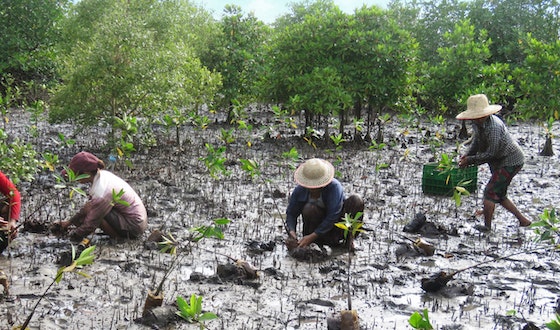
top-left (465, 115), bottom-right (524, 172)
top-left (286, 178), bottom-right (344, 236)
top-left (0, 171), bottom-right (20, 221)
top-left (70, 170), bottom-right (147, 239)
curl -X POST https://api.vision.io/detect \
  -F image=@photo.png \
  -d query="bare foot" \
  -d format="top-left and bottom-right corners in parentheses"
top-left (519, 219), bottom-right (532, 227)
top-left (474, 224), bottom-right (490, 232)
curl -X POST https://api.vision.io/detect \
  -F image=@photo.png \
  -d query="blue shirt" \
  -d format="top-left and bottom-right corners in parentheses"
top-left (285, 178), bottom-right (344, 236)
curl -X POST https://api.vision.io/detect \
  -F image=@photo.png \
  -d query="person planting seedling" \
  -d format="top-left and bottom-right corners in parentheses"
top-left (456, 94), bottom-right (532, 231)
top-left (53, 151), bottom-right (148, 241)
top-left (285, 158), bottom-right (364, 249)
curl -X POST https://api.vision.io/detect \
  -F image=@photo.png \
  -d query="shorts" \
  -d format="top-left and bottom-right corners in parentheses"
top-left (484, 165), bottom-right (522, 203)
top-left (104, 209), bottom-right (145, 239)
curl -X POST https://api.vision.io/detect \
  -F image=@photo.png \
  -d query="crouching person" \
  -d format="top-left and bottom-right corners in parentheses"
top-left (286, 158), bottom-right (364, 248)
top-left (55, 151), bottom-right (147, 241)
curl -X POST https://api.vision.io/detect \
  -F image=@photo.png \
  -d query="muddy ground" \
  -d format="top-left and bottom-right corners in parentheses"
top-left (0, 107), bottom-right (559, 330)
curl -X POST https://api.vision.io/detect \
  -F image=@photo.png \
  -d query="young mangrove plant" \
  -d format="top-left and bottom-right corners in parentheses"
top-left (545, 313), bottom-right (560, 330)
top-left (54, 166), bottom-right (90, 200)
top-left (200, 143), bottom-right (230, 179)
top-left (0, 128), bottom-right (41, 184)
top-left (176, 293), bottom-right (218, 330)
top-left (531, 208), bottom-right (560, 246)
top-left (334, 211), bottom-right (364, 329)
top-left (16, 245), bottom-right (96, 329)
top-left (142, 218), bottom-right (231, 317)
top-left (408, 309), bottom-right (434, 330)
top-left (539, 117), bottom-right (555, 156)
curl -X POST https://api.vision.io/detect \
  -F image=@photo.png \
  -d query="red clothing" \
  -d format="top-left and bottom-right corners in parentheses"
top-left (0, 171), bottom-right (21, 221)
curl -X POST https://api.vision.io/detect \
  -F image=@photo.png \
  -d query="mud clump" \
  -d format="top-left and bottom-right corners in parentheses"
top-left (285, 237), bottom-right (331, 262)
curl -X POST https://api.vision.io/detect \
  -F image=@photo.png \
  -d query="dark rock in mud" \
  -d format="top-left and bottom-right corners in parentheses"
top-left (402, 213), bottom-right (458, 238)
top-left (263, 267), bottom-right (284, 279)
top-left (245, 239), bottom-right (276, 254)
top-left (216, 260), bottom-right (258, 280)
top-left (421, 271), bottom-right (454, 292)
top-left (134, 305), bottom-right (178, 328)
top-left (304, 298), bottom-right (335, 307)
top-left (143, 229), bottom-right (164, 250)
top-left (271, 188), bottom-right (285, 198)
top-left (22, 220), bottom-right (50, 234)
top-left (403, 213), bottom-right (426, 233)
top-left (190, 260), bottom-right (261, 288)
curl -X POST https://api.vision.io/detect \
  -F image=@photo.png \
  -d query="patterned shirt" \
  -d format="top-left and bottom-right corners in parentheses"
top-left (465, 115), bottom-right (524, 172)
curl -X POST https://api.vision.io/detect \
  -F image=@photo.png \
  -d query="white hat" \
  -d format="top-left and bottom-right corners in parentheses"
top-left (456, 94), bottom-right (502, 120)
top-left (294, 158), bottom-right (334, 189)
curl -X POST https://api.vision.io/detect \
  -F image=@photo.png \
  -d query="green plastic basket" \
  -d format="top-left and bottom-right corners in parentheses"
top-left (421, 162), bottom-right (478, 196)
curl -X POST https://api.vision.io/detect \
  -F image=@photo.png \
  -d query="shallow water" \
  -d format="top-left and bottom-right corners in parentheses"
top-left (1, 109), bottom-right (559, 329)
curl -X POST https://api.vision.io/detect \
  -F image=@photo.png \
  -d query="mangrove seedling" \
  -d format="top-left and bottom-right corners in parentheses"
top-left (408, 309), bottom-right (434, 330)
top-left (54, 166), bottom-right (90, 200)
top-left (200, 143), bottom-right (229, 179)
top-left (239, 159), bottom-right (261, 179)
top-left (539, 117), bottom-right (555, 156)
top-left (452, 179), bottom-right (472, 208)
top-left (142, 218), bottom-right (231, 317)
top-left (334, 211), bottom-right (364, 328)
top-left (17, 245), bottom-right (96, 329)
top-left (531, 208), bottom-right (560, 246)
top-left (545, 313), bottom-right (560, 330)
top-left (176, 294), bottom-right (218, 329)
top-left (41, 152), bottom-right (59, 172)
top-left (110, 188), bottom-right (130, 207)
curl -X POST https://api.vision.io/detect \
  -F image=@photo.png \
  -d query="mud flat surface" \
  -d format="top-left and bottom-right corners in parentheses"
top-left (1, 108), bottom-right (559, 329)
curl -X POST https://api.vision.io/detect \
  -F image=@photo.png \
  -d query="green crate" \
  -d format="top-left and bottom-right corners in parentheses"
top-left (422, 162), bottom-right (478, 196)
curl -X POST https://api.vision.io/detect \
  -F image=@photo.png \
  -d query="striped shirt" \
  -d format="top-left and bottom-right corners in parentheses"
top-left (465, 115), bottom-right (524, 172)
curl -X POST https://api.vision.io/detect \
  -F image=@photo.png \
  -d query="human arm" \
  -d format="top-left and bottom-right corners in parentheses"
top-left (462, 118), bottom-right (504, 167)
top-left (285, 186), bottom-right (306, 235)
top-left (69, 195), bottom-right (112, 240)
top-left (312, 181), bottom-right (344, 236)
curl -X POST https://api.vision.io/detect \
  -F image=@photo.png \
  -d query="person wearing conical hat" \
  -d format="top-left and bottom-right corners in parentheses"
top-left (457, 94), bottom-right (531, 231)
top-left (54, 151), bottom-right (148, 241)
top-left (285, 158), bottom-right (364, 248)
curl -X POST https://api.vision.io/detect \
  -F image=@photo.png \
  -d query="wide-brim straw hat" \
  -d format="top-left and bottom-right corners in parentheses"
top-left (294, 158), bottom-right (335, 189)
top-left (456, 94), bottom-right (502, 120)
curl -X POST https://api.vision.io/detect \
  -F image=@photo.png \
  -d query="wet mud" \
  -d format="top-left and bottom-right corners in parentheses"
top-left (0, 108), bottom-right (559, 329)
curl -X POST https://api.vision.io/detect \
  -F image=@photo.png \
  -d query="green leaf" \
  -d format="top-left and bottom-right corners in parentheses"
top-left (198, 312), bottom-right (218, 321)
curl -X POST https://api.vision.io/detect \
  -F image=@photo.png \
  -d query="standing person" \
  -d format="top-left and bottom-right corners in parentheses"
top-left (0, 171), bottom-right (21, 251)
top-left (457, 94), bottom-right (532, 231)
top-left (285, 158), bottom-right (364, 248)
top-left (55, 151), bottom-right (148, 241)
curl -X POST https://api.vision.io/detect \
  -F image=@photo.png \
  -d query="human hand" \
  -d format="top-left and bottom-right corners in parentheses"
top-left (298, 233), bottom-right (318, 248)
top-left (0, 218), bottom-right (17, 240)
top-left (458, 156), bottom-right (469, 168)
top-left (50, 220), bottom-right (71, 235)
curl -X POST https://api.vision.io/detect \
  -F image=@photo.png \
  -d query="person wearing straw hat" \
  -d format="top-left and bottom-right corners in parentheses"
top-left (285, 158), bottom-right (364, 248)
top-left (457, 94), bottom-right (531, 231)
top-left (54, 151), bottom-right (148, 241)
